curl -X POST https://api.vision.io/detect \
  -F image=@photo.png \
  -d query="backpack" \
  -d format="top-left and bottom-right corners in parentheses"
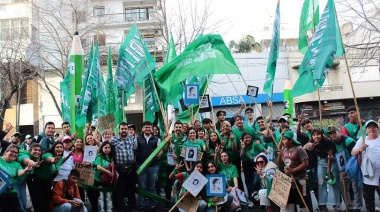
top-left (345, 155), bottom-right (363, 188)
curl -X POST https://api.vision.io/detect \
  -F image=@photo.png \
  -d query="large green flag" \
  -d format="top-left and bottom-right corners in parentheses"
top-left (76, 43), bottom-right (106, 127)
top-left (263, 2), bottom-right (280, 98)
top-left (60, 67), bottom-right (71, 123)
top-left (154, 34), bottom-right (240, 94)
top-left (106, 46), bottom-right (116, 114)
top-left (165, 36), bottom-right (177, 63)
top-left (292, 0), bottom-right (345, 97)
top-left (114, 23), bottom-right (156, 101)
top-left (299, 0), bottom-right (320, 54)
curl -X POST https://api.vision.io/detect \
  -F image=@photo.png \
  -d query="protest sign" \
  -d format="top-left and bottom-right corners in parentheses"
top-left (268, 170), bottom-right (292, 208)
top-left (83, 145), bottom-right (98, 163)
top-left (177, 195), bottom-right (200, 212)
top-left (98, 114), bottom-right (117, 132)
top-left (182, 170), bottom-right (208, 197)
top-left (75, 163), bottom-right (95, 186)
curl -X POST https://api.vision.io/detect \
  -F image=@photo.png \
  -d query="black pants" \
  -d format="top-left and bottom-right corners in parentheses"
top-left (231, 158), bottom-right (243, 189)
top-left (115, 167), bottom-right (137, 211)
top-left (27, 175), bottom-right (51, 212)
top-left (0, 193), bottom-right (23, 212)
top-left (288, 179), bottom-right (313, 211)
top-left (87, 181), bottom-right (102, 212)
top-left (363, 183), bottom-right (380, 212)
top-left (164, 165), bottom-right (175, 200)
top-left (242, 160), bottom-right (259, 197)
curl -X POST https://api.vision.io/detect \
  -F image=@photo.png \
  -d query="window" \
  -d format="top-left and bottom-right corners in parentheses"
top-left (0, 18), bottom-right (29, 41)
top-left (93, 6), bottom-right (105, 16)
top-left (124, 7), bottom-right (155, 22)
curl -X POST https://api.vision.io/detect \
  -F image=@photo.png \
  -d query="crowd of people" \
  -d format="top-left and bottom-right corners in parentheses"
top-left (0, 103), bottom-right (379, 212)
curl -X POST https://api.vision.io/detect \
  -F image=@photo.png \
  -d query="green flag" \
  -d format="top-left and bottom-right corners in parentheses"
top-left (165, 36), bottom-right (177, 63)
top-left (292, 0), bottom-right (345, 97)
top-left (60, 67), bottom-right (71, 123)
top-left (106, 46), bottom-right (116, 114)
top-left (114, 23), bottom-right (156, 101)
top-left (154, 34), bottom-right (240, 94)
top-left (263, 2), bottom-right (280, 98)
top-left (144, 74), bottom-right (159, 122)
top-left (298, 0), bottom-right (320, 54)
top-left (76, 43), bottom-right (106, 127)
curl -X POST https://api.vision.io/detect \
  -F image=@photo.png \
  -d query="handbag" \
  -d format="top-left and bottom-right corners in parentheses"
top-left (100, 158), bottom-right (117, 185)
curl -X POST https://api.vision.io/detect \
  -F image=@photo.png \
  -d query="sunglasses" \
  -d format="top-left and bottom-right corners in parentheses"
top-left (256, 160), bottom-right (264, 164)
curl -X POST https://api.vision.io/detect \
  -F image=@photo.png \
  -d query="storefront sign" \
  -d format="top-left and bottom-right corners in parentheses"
top-left (323, 102), bottom-right (345, 111)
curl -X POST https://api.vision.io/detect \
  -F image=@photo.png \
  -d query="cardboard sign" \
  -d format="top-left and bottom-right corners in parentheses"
top-left (98, 114), bottom-right (117, 132)
top-left (177, 195), bottom-right (200, 212)
top-left (182, 170), bottom-right (208, 197)
top-left (268, 170), bottom-right (292, 209)
top-left (75, 163), bottom-right (94, 186)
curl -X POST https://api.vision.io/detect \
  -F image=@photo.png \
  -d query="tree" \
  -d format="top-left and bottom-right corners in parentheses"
top-left (336, 0), bottom-right (380, 66)
top-left (156, 0), bottom-right (226, 52)
top-left (0, 37), bottom-right (39, 129)
top-left (29, 0), bottom-right (112, 117)
top-left (236, 35), bottom-right (262, 53)
top-left (228, 40), bottom-right (237, 51)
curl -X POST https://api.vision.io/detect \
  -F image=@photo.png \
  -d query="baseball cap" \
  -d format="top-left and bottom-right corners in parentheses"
top-left (327, 125), bottom-right (338, 133)
top-left (347, 106), bottom-right (357, 113)
top-left (13, 132), bottom-right (22, 137)
top-left (365, 120), bottom-right (379, 129)
top-left (283, 131), bottom-right (301, 145)
top-left (54, 133), bottom-right (59, 137)
top-left (278, 116), bottom-right (289, 123)
top-left (127, 124), bottom-right (136, 130)
top-left (25, 134), bottom-right (32, 139)
top-left (245, 107), bottom-right (254, 113)
top-left (61, 135), bottom-right (73, 142)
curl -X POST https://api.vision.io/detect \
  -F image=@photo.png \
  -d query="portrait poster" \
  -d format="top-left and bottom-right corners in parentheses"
top-left (0, 168), bottom-right (10, 194)
top-left (185, 146), bottom-right (198, 162)
top-left (83, 145), bottom-right (98, 163)
top-left (184, 84), bottom-right (199, 105)
top-left (335, 150), bottom-right (347, 172)
top-left (181, 146), bottom-right (203, 161)
top-left (199, 94), bottom-right (211, 112)
top-left (206, 174), bottom-right (226, 197)
top-left (246, 85), bottom-right (259, 97)
top-left (182, 170), bottom-right (208, 197)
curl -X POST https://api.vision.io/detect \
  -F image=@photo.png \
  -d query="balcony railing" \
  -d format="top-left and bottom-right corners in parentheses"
top-left (95, 12), bottom-right (158, 25)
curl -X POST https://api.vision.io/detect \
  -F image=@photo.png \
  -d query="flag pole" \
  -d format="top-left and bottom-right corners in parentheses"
top-left (317, 89), bottom-right (323, 128)
top-left (122, 90), bottom-right (126, 122)
top-left (333, 1), bottom-right (366, 143)
top-left (237, 74), bottom-right (264, 116)
top-left (194, 76), bottom-right (211, 120)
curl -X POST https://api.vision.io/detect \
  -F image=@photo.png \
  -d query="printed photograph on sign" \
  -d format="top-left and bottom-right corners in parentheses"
top-left (199, 94), bottom-right (211, 112)
top-left (184, 84), bottom-right (199, 105)
top-left (185, 146), bottom-right (198, 162)
top-left (182, 170), bottom-right (208, 197)
top-left (206, 174), bottom-right (226, 197)
top-left (83, 145), bottom-right (99, 163)
top-left (335, 150), bottom-right (347, 172)
top-left (246, 85), bottom-right (259, 97)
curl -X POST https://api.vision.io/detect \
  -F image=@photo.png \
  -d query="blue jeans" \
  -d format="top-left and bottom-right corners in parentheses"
top-left (52, 203), bottom-right (81, 212)
top-left (138, 165), bottom-right (159, 208)
top-left (15, 181), bottom-right (26, 211)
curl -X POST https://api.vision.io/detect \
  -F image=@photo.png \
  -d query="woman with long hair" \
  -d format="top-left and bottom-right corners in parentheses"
top-left (205, 131), bottom-right (221, 164)
top-left (29, 141), bottom-right (66, 212)
top-left (0, 144), bottom-right (33, 211)
top-left (93, 141), bottom-right (115, 212)
top-left (183, 127), bottom-right (207, 172)
top-left (202, 161), bottom-right (234, 212)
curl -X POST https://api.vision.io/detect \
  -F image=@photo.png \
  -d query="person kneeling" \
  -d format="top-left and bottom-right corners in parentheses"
top-left (50, 169), bottom-right (87, 212)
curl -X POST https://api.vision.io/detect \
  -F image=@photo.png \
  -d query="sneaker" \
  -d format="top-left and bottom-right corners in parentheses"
top-left (376, 207), bottom-right (380, 212)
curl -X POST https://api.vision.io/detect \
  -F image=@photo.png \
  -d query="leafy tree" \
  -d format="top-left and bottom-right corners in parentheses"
top-left (236, 35), bottom-right (262, 53)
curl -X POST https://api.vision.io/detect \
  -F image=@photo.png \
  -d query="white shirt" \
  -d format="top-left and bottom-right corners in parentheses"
top-left (353, 135), bottom-right (380, 185)
top-left (54, 150), bottom-right (74, 181)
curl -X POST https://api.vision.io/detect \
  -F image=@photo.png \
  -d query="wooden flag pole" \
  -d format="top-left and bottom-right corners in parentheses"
top-left (194, 76), bottom-right (211, 119)
top-left (238, 74), bottom-right (264, 116)
top-left (333, 2), bottom-right (366, 143)
top-left (122, 90), bottom-right (126, 122)
top-left (317, 89), bottom-right (323, 128)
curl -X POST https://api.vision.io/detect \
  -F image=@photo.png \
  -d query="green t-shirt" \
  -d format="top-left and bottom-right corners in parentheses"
top-left (183, 139), bottom-right (205, 151)
top-left (335, 136), bottom-right (355, 159)
top-left (233, 126), bottom-right (260, 143)
top-left (222, 136), bottom-right (239, 162)
top-left (16, 150), bottom-right (38, 181)
top-left (33, 153), bottom-right (63, 179)
top-left (205, 143), bottom-right (217, 164)
top-left (241, 143), bottom-right (265, 162)
top-left (93, 154), bottom-right (112, 183)
top-left (217, 163), bottom-right (239, 187)
top-left (171, 134), bottom-right (187, 164)
top-left (0, 158), bottom-right (22, 193)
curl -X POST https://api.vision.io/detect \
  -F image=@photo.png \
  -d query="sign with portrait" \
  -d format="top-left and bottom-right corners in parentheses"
top-left (335, 150), bottom-right (347, 172)
top-left (246, 85), bottom-right (259, 97)
top-left (83, 145), bottom-right (98, 163)
top-left (181, 146), bottom-right (203, 161)
top-left (268, 170), bottom-right (292, 209)
top-left (184, 84), bottom-right (199, 105)
top-left (199, 94), bottom-right (211, 112)
top-left (182, 170), bottom-right (208, 197)
top-left (206, 174), bottom-right (226, 197)
top-left (185, 146), bottom-right (198, 162)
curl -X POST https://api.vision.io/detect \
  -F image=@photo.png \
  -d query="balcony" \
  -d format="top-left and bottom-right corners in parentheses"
top-left (95, 11), bottom-right (159, 28)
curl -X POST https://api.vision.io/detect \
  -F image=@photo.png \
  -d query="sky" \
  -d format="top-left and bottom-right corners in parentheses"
top-left (167, 0), bottom-right (328, 43)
